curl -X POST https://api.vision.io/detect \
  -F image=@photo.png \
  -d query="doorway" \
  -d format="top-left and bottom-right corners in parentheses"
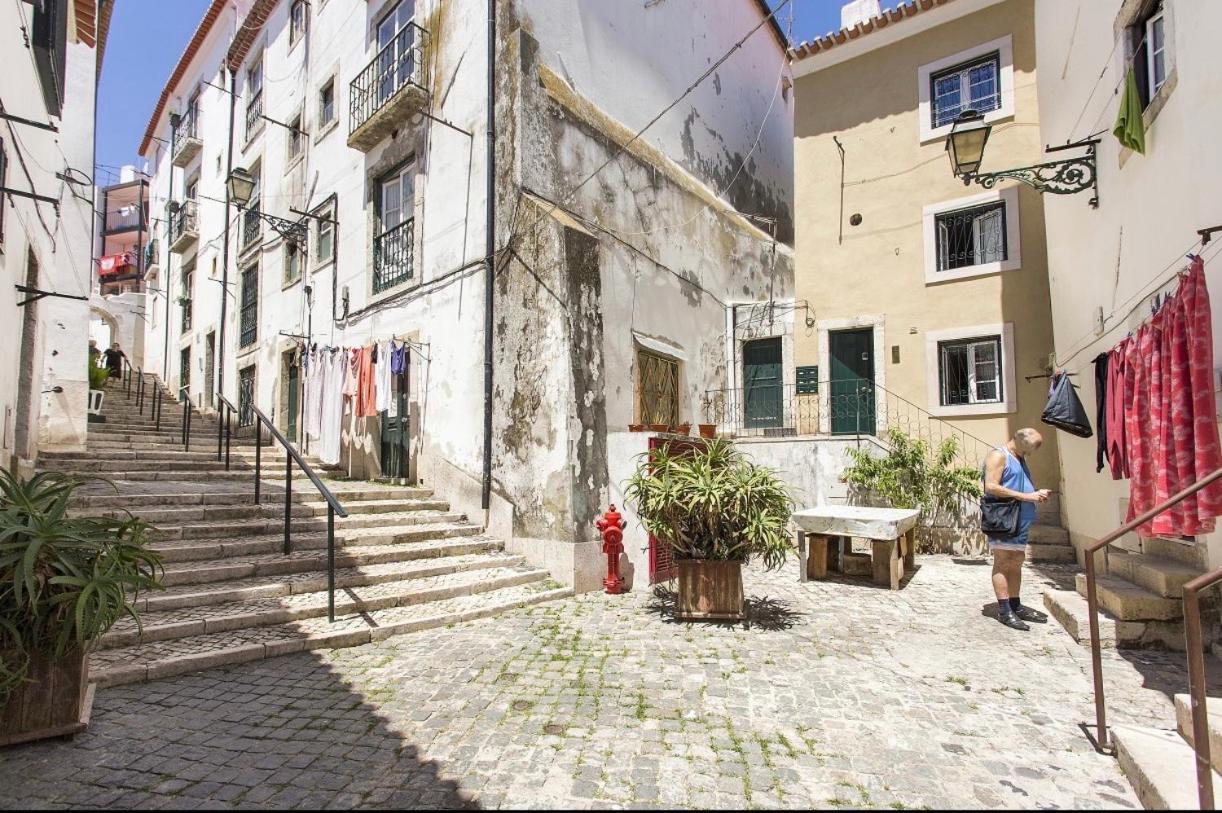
top-left (281, 349), bottom-right (300, 444)
top-left (742, 337), bottom-right (783, 432)
top-left (829, 328), bottom-right (876, 435)
top-left (379, 349), bottom-right (410, 480)
top-left (204, 332), bottom-right (215, 409)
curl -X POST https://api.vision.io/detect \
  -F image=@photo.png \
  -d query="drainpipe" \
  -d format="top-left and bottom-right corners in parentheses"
top-left (163, 153), bottom-right (175, 384)
top-left (481, 0), bottom-right (496, 510)
top-left (218, 67), bottom-right (237, 406)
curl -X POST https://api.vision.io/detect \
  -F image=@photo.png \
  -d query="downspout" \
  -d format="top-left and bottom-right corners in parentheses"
top-left (163, 156), bottom-right (174, 384)
top-left (218, 67), bottom-right (237, 405)
top-left (481, 0), bottom-right (496, 510)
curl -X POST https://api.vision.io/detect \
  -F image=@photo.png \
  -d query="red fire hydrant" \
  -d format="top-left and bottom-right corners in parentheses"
top-left (597, 504), bottom-right (627, 594)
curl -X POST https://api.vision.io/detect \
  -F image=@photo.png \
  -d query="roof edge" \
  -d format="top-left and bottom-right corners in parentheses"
top-left (789, 0), bottom-right (955, 63)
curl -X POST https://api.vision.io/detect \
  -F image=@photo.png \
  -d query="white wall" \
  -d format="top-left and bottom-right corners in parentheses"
top-left (1034, 0), bottom-right (1222, 560)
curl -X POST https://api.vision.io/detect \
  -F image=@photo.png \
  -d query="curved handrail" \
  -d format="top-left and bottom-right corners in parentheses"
top-left (1083, 466), bottom-right (1222, 758)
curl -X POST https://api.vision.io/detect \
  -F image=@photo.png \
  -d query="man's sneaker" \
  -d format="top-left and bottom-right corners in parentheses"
top-left (998, 611), bottom-right (1030, 631)
top-left (1013, 605), bottom-right (1048, 624)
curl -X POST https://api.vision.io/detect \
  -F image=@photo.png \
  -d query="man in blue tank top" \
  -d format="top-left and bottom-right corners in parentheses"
top-left (983, 428), bottom-right (1051, 630)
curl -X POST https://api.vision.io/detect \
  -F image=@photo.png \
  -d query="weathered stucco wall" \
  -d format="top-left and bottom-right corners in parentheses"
top-left (792, 0), bottom-right (1060, 487)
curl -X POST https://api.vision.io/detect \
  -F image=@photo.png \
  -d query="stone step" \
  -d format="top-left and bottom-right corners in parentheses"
top-left (1113, 723), bottom-right (1222, 810)
top-left (102, 563), bottom-right (545, 650)
top-left (1108, 551), bottom-right (1203, 599)
top-left (61, 468), bottom-right (324, 482)
top-left (45, 447), bottom-right (284, 462)
top-left (135, 551), bottom-right (526, 613)
top-left (1076, 573), bottom-right (1183, 622)
top-left (1144, 537), bottom-right (1209, 569)
top-left (1028, 524), bottom-right (1070, 546)
top-left (145, 510), bottom-right (468, 542)
top-left (82, 497), bottom-right (450, 523)
top-left (1028, 543), bottom-right (1076, 563)
top-left (1175, 694), bottom-right (1222, 776)
top-left (155, 532), bottom-right (498, 582)
top-left (42, 458), bottom-right (264, 473)
top-left (91, 580), bottom-right (571, 688)
top-left (1042, 589), bottom-right (1185, 649)
top-left (70, 483), bottom-right (432, 509)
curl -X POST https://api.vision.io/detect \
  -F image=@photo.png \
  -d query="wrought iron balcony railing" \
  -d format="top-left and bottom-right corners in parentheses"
top-left (241, 203), bottom-right (262, 251)
top-left (169, 200), bottom-right (198, 246)
top-left (373, 218), bottom-right (414, 294)
top-left (173, 108), bottom-right (199, 154)
top-left (143, 239), bottom-right (159, 270)
top-left (349, 23), bottom-right (428, 138)
top-left (245, 92), bottom-right (264, 140)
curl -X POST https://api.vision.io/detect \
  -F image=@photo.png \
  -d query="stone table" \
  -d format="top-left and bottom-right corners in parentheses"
top-left (792, 506), bottom-right (921, 590)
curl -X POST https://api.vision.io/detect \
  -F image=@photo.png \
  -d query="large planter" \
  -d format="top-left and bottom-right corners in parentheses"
top-left (676, 559), bottom-right (745, 621)
top-left (0, 650), bottom-right (94, 747)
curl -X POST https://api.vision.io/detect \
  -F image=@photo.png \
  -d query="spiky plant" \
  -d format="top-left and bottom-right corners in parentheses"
top-left (0, 469), bottom-right (161, 707)
top-left (624, 438), bottom-right (794, 570)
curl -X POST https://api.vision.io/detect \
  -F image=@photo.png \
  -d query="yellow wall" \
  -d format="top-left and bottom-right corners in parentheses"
top-left (792, 0), bottom-right (1061, 485)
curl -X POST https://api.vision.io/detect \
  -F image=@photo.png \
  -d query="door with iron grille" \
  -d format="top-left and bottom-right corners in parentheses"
top-left (379, 353), bottom-right (410, 480)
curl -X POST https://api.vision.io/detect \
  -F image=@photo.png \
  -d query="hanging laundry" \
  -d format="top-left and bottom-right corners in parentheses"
top-left (357, 345), bottom-right (378, 418)
top-left (376, 339), bottom-right (392, 414)
top-left (305, 347), bottom-right (324, 440)
top-left (342, 348), bottom-right (359, 400)
top-left (1041, 371), bottom-right (1093, 438)
top-left (1092, 353), bottom-right (1109, 474)
top-left (1113, 68), bottom-right (1146, 155)
top-left (319, 349), bottom-right (344, 466)
top-left (391, 341), bottom-right (408, 376)
top-left (1106, 342), bottom-right (1130, 479)
top-left (1123, 257), bottom-right (1222, 536)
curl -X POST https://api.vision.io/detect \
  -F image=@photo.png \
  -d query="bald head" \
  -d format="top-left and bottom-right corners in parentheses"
top-left (1014, 428), bottom-right (1043, 455)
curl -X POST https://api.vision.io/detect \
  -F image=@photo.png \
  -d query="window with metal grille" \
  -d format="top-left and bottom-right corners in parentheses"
top-left (239, 263), bottom-right (258, 347)
top-left (935, 202), bottom-right (1006, 271)
top-left (180, 262), bottom-right (194, 332)
top-left (939, 336), bottom-right (1002, 406)
top-left (238, 365), bottom-right (256, 428)
top-left (636, 349), bottom-right (680, 426)
top-left (245, 55), bottom-right (264, 139)
top-left (374, 164), bottom-right (414, 293)
top-left (931, 52), bottom-right (1001, 128)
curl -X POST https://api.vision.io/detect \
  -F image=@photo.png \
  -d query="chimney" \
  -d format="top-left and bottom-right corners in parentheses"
top-left (841, 0), bottom-right (882, 30)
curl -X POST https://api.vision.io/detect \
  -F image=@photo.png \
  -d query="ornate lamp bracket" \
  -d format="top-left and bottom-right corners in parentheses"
top-left (968, 138), bottom-right (1100, 208)
top-left (258, 212), bottom-right (309, 245)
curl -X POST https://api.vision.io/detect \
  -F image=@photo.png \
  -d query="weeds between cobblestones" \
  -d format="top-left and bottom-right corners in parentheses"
top-left (0, 557), bottom-right (1160, 808)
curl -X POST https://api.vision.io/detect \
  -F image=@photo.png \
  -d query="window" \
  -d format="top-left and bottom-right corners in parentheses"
top-left (936, 202), bottom-right (1006, 272)
top-left (939, 336), bottom-right (1002, 407)
top-left (287, 113), bottom-right (304, 163)
top-left (289, 0), bottom-right (308, 46)
top-left (930, 53), bottom-right (1000, 129)
top-left (241, 165), bottom-right (262, 251)
top-left (185, 175), bottom-right (199, 201)
top-left (376, 0), bottom-right (419, 104)
top-left (636, 349), bottom-right (680, 426)
top-left (314, 201), bottom-right (335, 265)
top-left (239, 262), bottom-right (259, 347)
top-left (284, 240), bottom-right (304, 285)
top-left (319, 79), bottom-right (335, 128)
top-left (374, 164), bottom-right (415, 292)
top-left (238, 365), bottom-right (256, 428)
top-left (180, 262), bottom-right (194, 333)
top-left (1129, 2), bottom-right (1169, 108)
top-left (245, 55), bottom-right (264, 139)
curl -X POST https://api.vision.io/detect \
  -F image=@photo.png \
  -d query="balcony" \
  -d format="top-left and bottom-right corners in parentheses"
top-left (348, 23), bottom-right (429, 152)
top-left (143, 239), bottom-right (159, 272)
top-left (245, 92), bottom-right (264, 142)
top-left (168, 201), bottom-right (198, 254)
top-left (373, 218), bottom-right (414, 294)
top-left (171, 110), bottom-right (202, 168)
top-left (103, 205), bottom-right (143, 234)
top-left (240, 204), bottom-right (262, 254)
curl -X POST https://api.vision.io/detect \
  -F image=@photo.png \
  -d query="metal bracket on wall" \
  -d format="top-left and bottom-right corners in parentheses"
top-left (0, 185), bottom-right (59, 212)
top-left (14, 285), bottom-right (88, 307)
top-left (971, 138), bottom-right (1101, 208)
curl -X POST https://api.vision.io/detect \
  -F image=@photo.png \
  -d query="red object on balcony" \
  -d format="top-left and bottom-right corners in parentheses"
top-left (97, 252), bottom-right (135, 278)
top-left (596, 504), bottom-right (627, 595)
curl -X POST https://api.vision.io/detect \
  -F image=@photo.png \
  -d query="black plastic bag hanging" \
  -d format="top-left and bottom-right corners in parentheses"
top-left (1041, 371), bottom-right (1093, 438)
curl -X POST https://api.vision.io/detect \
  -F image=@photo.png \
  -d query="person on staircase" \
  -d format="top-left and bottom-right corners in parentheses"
top-left (102, 342), bottom-right (126, 386)
top-left (984, 428), bottom-right (1051, 631)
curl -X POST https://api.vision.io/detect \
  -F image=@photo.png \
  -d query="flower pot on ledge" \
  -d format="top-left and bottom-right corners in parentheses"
top-left (649, 424), bottom-right (669, 433)
top-left (698, 424), bottom-right (716, 439)
top-left (676, 559), bottom-right (744, 621)
top-left (628, 424), bottom-right (646, 432)
top-left (673, 423), bottom-right (692, 436)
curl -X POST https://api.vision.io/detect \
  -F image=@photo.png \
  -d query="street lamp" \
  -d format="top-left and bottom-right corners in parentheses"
top-left (943, 110), bottom-right (1100, 208)
top-left (225, 166), bottom-right (307, 243)
top-left (226, 166), bottom-right (257, 208)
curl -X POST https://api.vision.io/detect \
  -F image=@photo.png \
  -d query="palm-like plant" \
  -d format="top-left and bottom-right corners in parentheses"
top-left (0, 470), bottom-right (161, 705)
top-left (842, 429), bottom-right (982, 526)
top-left (624, 439), bottom-right (794, 570)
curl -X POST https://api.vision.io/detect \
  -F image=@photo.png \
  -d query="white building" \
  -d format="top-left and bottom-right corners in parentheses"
top-left (0, 0), bottom-right (111, 472)
top-left (138, 0), bottom-right (794, 590)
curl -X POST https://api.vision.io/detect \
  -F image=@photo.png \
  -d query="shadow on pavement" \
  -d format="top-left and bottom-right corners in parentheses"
top-left (644, 585), bottom-right (803, 631)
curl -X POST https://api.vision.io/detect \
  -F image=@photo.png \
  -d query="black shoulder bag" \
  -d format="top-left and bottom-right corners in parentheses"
top-left (980, 456), bottom-right (1033, 538)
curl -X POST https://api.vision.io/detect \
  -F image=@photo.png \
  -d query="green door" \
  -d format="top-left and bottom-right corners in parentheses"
top-left (743, 337), bottom-right (783, 431)
top-left (286, 357), bottom-right (299, 444)
top-left (380, 355), bottom-right (410, 480)
top-left (829, 329), bottom-right (876, 435)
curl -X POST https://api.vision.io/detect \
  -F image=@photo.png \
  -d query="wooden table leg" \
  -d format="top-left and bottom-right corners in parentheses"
top-left (872, 537), bottom-right (901, 590)
top-left (797, 530), bottom-right (808, 583)
top-left (808, 534), bottom-right (829, 580)
top-left (903, 528), bottom-right (916, 571)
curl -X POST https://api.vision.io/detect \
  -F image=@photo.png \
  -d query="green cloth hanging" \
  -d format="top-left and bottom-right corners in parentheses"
top-left (1113, 68), bottom-right (1146, 155)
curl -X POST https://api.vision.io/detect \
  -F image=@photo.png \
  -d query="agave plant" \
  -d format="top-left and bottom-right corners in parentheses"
top-left (624, 438), bottom-right (794, 570)
top-left (0, 469), bottom-right (161, 705)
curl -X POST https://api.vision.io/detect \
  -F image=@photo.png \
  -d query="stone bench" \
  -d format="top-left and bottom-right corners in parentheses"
top-left (792, 506), bottom-right (921, 590)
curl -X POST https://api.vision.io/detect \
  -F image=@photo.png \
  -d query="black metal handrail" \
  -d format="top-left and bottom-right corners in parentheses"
top-left (215, 391), bottom-right (348, 622)
top-left (349, 22), bottom-right (428, 135)
top-left (178, 385), bottom-right (198, 451)
top-left (119, 356), bottom-right (145, 414)
top-left (373, 217), bottom-right (414, 293)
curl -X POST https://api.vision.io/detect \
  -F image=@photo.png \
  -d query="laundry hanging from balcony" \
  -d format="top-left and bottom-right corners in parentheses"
top-left (1097, 254), bottom-right (1222, 536)
top-left (97, 252), bottom-right (137, 277)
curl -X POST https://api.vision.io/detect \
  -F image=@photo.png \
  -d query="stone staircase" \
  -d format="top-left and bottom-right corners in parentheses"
top-left (1043, 536), bottom-right (1208, 650)
top-left (1026, 493), bottom-right (1075, 563)
top-left (46, 375), bottom-right (570, 688)
top-left (1110, 693), bottom-right (1222, 809)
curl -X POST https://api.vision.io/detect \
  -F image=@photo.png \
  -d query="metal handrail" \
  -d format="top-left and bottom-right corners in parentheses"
top-left (119, 356), bottom-right (145, 414)
top-left (178, 385), bottom-right (197, 451)
top-left (1184, 563), bottom-right (1222, 810)
top-left (215, 391), bottom-right (348, 622)
top-left (1083, 466), bottom-right (1222, 758)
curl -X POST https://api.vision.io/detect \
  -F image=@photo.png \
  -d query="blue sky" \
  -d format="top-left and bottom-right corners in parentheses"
top-left (94, 0), bottom-right (845, 179)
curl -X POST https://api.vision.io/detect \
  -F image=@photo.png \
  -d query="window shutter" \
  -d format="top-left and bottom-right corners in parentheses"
top-left (937, 219), bottom-right (950, 271)
top-left (972, 208), bottom-right (1004, 264)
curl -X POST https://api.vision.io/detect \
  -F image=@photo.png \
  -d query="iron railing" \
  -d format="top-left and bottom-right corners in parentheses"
top-left (172, 106), bottom-right (199, 156)
top-left (143, 239), bottom-right (159, 271)
top-left (245, 92), bottom-right (263, 140)
top-left (241, 203), bottom-right (262, 251)
top-left (169, 200), bottom-right (197, 245)
top-left (703, 379), bottom-right (997, 470)
top-left (1184, 561), bottom-right (1222, 810)
top-left (103, 206), bottom-right (142, 233)
top-left (373, 217), bottom-right (414, 293)
top-left (216, 390), bottom-right (349, 622)
top-left (349, 22), bottom-right (428, 136)
top-left (1082, 467), bottom-right (1222, 775)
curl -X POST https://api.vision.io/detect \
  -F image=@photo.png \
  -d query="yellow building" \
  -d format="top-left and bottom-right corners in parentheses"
top-left (790, 0), bottom-right (1061, 490)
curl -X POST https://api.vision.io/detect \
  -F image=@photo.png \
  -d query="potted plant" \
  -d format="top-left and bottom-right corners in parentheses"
top-left (673, 423), bottom-right (692, 436)
top-left (0, 470), bottom-right (161, 746)
top-left (698, 424), bottom-right (717, 439)
top-left (625, 439), bottom-right (793, 620)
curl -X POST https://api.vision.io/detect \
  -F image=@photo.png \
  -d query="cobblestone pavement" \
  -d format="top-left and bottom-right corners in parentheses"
top-left (1, 555), bottom-right (1171, 809)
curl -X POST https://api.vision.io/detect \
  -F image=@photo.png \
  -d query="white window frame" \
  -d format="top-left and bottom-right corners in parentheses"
top-left (922, 186), bottom-right (1021, 284)
top-left (1146, 7), bottom-right (1167, 96)
top-left (318, 78), bottom-right (335, 128)
top-left (917, 35), bottom-right (1014, 144)
top-left (314, 200), bottom-right (336, 268)
top-left (925, 323), bottom-right (1016, 418)
top-left (283, 240), bottom-right (304, 287)
top-left (289, 0), bottom-right (308, 47)
top-left (286, 111), bottom-right (305, 165)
